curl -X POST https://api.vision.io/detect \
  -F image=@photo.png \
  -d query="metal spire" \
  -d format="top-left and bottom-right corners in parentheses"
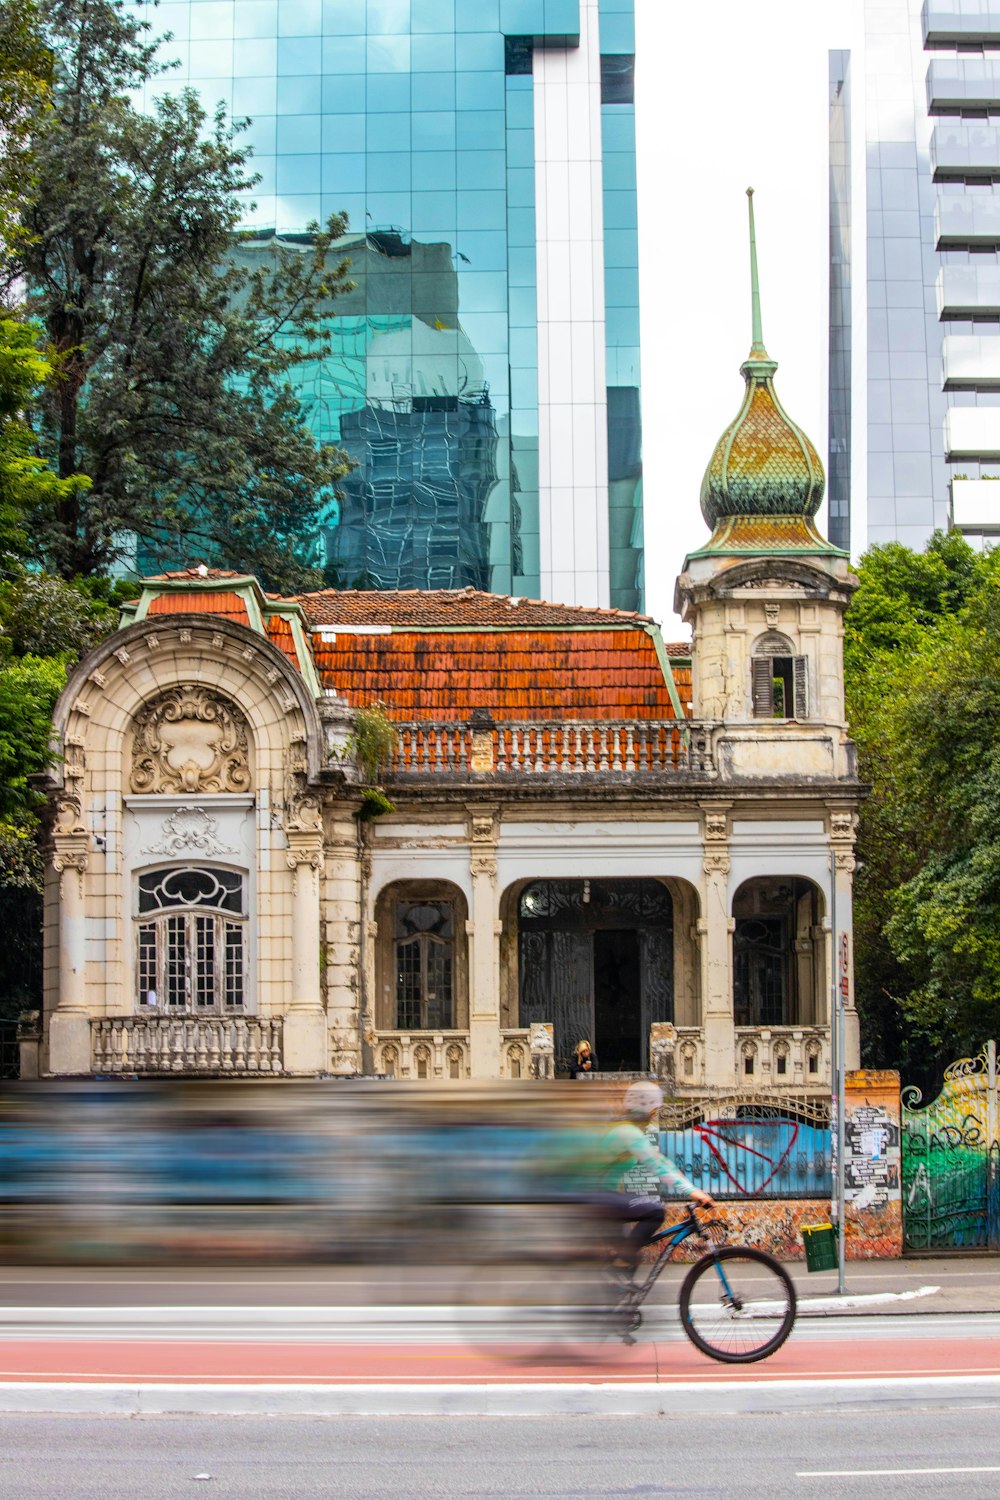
top-left (747, 187), bottom-right (766, 355)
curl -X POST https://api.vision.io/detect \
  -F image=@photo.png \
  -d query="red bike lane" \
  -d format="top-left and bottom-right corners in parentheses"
top-left (0, 1331), bottom-right (996, 1386)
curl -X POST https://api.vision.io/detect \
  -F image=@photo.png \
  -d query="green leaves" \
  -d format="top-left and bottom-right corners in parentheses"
top-left (847, 533), bottom-right (1000, 1079)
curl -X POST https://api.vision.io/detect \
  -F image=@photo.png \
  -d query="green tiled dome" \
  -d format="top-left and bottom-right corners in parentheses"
top-left (700, 192), bottom-right (825, 528)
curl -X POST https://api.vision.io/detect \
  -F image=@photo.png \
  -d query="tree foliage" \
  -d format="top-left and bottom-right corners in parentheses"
top-left (846, 533), bottom-right (1000, 1086)
top-left (8, 0), bottom-right (354, 589)
top-left (0, 0), bottom-right (52, 250)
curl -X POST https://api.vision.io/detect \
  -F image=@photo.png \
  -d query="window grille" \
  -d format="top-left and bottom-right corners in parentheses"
top-left (394, 898), bottom-right (455, 1029)
top-left (135, 867), bottom-right (246, 1013)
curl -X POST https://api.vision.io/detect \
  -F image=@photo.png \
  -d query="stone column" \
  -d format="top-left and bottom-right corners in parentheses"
top-left (47, 836), bottom-right (92, 1075)
top-left (830, 808), bottom-right (860, 1070)
top-left (324, 813), bottom-right (363, 1075)
top-left (699, 804), bottom-right (736, 1087)
top-left (283, 833), bottom-right (326, 1074)
top-left (468, 806), bottom-right (501, 1078)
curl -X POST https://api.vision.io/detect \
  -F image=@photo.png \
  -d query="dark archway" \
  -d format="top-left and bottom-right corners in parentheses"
top-left (732, 877), bottom-right (823, 1028)
top-left (517, 879), bottom-right (673, 1074)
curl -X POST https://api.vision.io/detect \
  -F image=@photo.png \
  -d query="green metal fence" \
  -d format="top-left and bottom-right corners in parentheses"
top-left (902, 1041), bottom-right (1000, 1250)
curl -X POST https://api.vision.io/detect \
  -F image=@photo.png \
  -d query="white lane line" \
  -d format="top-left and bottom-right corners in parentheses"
top-left (798, 1467), bottom-right (1000, 1478)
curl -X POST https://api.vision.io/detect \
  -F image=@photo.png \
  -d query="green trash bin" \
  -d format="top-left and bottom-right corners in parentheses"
top-left (802, 1222), bottom-right (838, 1272)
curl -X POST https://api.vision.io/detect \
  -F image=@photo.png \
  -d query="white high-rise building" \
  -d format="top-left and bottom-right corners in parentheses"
top-left (831, 0), bottom-right (1000, 552)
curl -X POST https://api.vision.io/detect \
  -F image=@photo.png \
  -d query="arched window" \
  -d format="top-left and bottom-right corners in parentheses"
top-left (751, 631), bottom-right (808, 720)
top-left (394, 896), bottom-right (455, 1030)
top-left (136, 867), bottom-right (247, 1013)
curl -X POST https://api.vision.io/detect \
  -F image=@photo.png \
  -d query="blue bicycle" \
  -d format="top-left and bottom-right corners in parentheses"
top-left (459, 1203), bottom-right (796, 1364)
top-left (615, 1205), bottom-right (797, 1363)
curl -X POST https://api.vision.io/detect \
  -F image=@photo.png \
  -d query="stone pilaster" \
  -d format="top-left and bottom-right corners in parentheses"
top-left (699, 803), bottom-right (736, 1087)
top-left (829, 807), bottom-right (860, 1070)
top-left (47, 833), bottom-right (92, 1075)
top-left (324, 813), bottom-right (362, 1075)
top-left (468, 805), bottom-right (501, 1078)
top-left (283, 832), bottom-right (326, 1073)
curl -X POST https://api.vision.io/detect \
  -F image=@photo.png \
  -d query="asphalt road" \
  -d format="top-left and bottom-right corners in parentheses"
top-left (1, 1409), bottom-right (999, 1499)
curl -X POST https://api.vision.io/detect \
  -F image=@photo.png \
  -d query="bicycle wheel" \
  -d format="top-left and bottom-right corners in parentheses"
top-left (678, 1247), bottom-right (796, 1363)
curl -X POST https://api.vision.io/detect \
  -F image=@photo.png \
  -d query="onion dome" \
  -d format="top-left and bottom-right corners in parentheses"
top-left (700, 190), bottom-right (825, 528)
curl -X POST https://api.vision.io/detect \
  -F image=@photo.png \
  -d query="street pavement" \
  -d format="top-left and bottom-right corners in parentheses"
top-left (2, 1409), bottom-right (1000, 1499)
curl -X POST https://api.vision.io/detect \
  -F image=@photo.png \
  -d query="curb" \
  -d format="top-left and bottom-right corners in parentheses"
top-left (1, 1374), bottom-right (999, 1417)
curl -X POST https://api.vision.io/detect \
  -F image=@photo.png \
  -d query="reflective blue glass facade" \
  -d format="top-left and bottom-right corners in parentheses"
top-left (149, 0), bottom-right (642, 605)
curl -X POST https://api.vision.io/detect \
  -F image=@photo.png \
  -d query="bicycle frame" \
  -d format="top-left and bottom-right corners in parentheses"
top-left (626, 1207), bottom-right (735, 1308)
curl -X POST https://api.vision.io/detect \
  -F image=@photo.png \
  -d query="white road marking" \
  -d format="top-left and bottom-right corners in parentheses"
top-left (798, 1466), bottom-right (1000, 1478)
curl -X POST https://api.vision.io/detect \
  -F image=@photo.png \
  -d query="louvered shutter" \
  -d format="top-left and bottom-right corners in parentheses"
top-left (751, 657), bottom-right (773, 717)
top-left (792, 655), bottom-right (809, 719)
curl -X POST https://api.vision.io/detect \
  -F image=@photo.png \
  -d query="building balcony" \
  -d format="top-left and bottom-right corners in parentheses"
top-left (385, 719), bottom-right (717, 778)
top-left (943, 333), bottom-right (1000, 387)
top-left (931, 122), bottom-right (1000, 178)
top-left (927, 58), bottom-right (1000, 113)
top-left (923, 0), bottom-right (1000, 47)
top-left (370, 1030), bottom-right (473, 1079)
top-left (936, 193), bottom-right (1000, 247)
top-left (945, 404), bottom-right (1000, 457)
top-left (665, 1026), bottom-right (830, 1092)
top-left (91, 1015), bottom-right (284, 1074)
top-left (952, 475), bottom-right (1000, 527)
top-left (938, 263), bottom-right (1000, 316)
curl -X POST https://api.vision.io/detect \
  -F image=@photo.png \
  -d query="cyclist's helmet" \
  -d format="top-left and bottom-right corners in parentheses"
top-left (622, 1081), bottom-right (664, 1121)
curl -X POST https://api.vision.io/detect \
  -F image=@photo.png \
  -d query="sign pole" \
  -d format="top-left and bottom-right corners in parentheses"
top-left (830, 850), bottom-right (847, 1294)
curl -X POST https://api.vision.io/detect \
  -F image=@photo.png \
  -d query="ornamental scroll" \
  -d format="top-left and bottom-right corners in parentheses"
top-left (130, 686), bottom-right (252, 795)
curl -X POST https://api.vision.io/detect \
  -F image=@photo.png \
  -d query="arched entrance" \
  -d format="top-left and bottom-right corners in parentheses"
top-left (732, 877), bottom-right (824, 1028)
top-left (517, 879), bottom-right (674, 1074)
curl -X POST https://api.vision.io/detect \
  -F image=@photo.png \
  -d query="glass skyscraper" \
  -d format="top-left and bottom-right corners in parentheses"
top-left (829, 0), bottom-right (1000, 554)
top-left (147, 0), bottom-right (643, 608)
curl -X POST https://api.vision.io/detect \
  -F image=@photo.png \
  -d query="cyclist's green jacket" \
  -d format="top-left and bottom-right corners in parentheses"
top-left (601, 1120), bottom-right (696, 1197)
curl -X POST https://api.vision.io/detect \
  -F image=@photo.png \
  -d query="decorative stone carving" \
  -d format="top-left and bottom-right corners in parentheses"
top-left (703, 851), bottom-right (730, 875)
top-left (142, 807), bottom-right (238, 859)
top-left (470, 854), bottom-right (497, 878)
top-left (764, 602), bottom-right (781, 626)
top-left (650, 1022), bottom-right (678, 1086)
top-left (130, 686), bottom-right (252, 795)
top-left (703, 810), bottom-right (728, 841)
top-left (53, 792), bottom-right (86, 837)
top-left (529, 1022), bottom-right (555, 1080)
top-left (286, 847), bottom-right (323, 871)
top-left (829, 810), bottom-right (857, 841)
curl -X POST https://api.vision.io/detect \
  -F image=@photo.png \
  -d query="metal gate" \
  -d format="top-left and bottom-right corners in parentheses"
top-left (902, 1041), bottom-right (1000, 1249)
top-left (0, 1020), bottom-right (19, 1080)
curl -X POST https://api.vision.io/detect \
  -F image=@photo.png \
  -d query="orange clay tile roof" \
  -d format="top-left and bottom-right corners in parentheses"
top-left (311, 627), bottom-right (685, 721)
top-left (266, 614), bottom-right (301, 665)
top-left (146, 591), bottom-right (251, 627)
top-left (295, 586), bottom-right (656, 629)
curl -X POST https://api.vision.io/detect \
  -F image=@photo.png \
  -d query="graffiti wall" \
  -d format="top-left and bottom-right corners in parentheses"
top-left (902, 1043), bottom-right (1000, 1250)
top-left (649, 1070), bottom-right (902, 1262)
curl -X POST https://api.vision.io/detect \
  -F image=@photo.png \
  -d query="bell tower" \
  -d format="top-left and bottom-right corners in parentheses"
top-left (675, 191), bottom-right (858, 783)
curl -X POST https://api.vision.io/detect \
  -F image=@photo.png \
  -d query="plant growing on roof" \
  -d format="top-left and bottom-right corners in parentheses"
top-left (331, 702), bottom-right (398, 819)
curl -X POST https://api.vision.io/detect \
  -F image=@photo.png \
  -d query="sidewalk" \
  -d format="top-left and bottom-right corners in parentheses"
top-left (782, 1253), bottom-right (1000, 1315)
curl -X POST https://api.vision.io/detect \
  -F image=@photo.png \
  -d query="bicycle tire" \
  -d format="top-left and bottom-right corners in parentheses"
top-left (678, 1246), bottom-right (796, 1364)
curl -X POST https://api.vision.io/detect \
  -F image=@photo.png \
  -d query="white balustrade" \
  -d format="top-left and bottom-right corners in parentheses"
top-left (92, 1016), bottom-right (283, 1075)
top-left (500, 1028), bottom-right (531, 1079)
top-left (734, 1026), bottom-right (830, 1087)
top-left (388, 720), bottom-right (716, 776)
top-left (372, 1030), bottom-right (471, 1080)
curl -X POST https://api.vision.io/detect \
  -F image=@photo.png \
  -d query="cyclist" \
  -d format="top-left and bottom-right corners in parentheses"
top-left (599, 1081), bottom-right (715, 1276)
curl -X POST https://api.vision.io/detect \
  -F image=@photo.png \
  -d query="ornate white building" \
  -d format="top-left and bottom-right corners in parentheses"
top-left (27, 217), bottom-right (862, 1091)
